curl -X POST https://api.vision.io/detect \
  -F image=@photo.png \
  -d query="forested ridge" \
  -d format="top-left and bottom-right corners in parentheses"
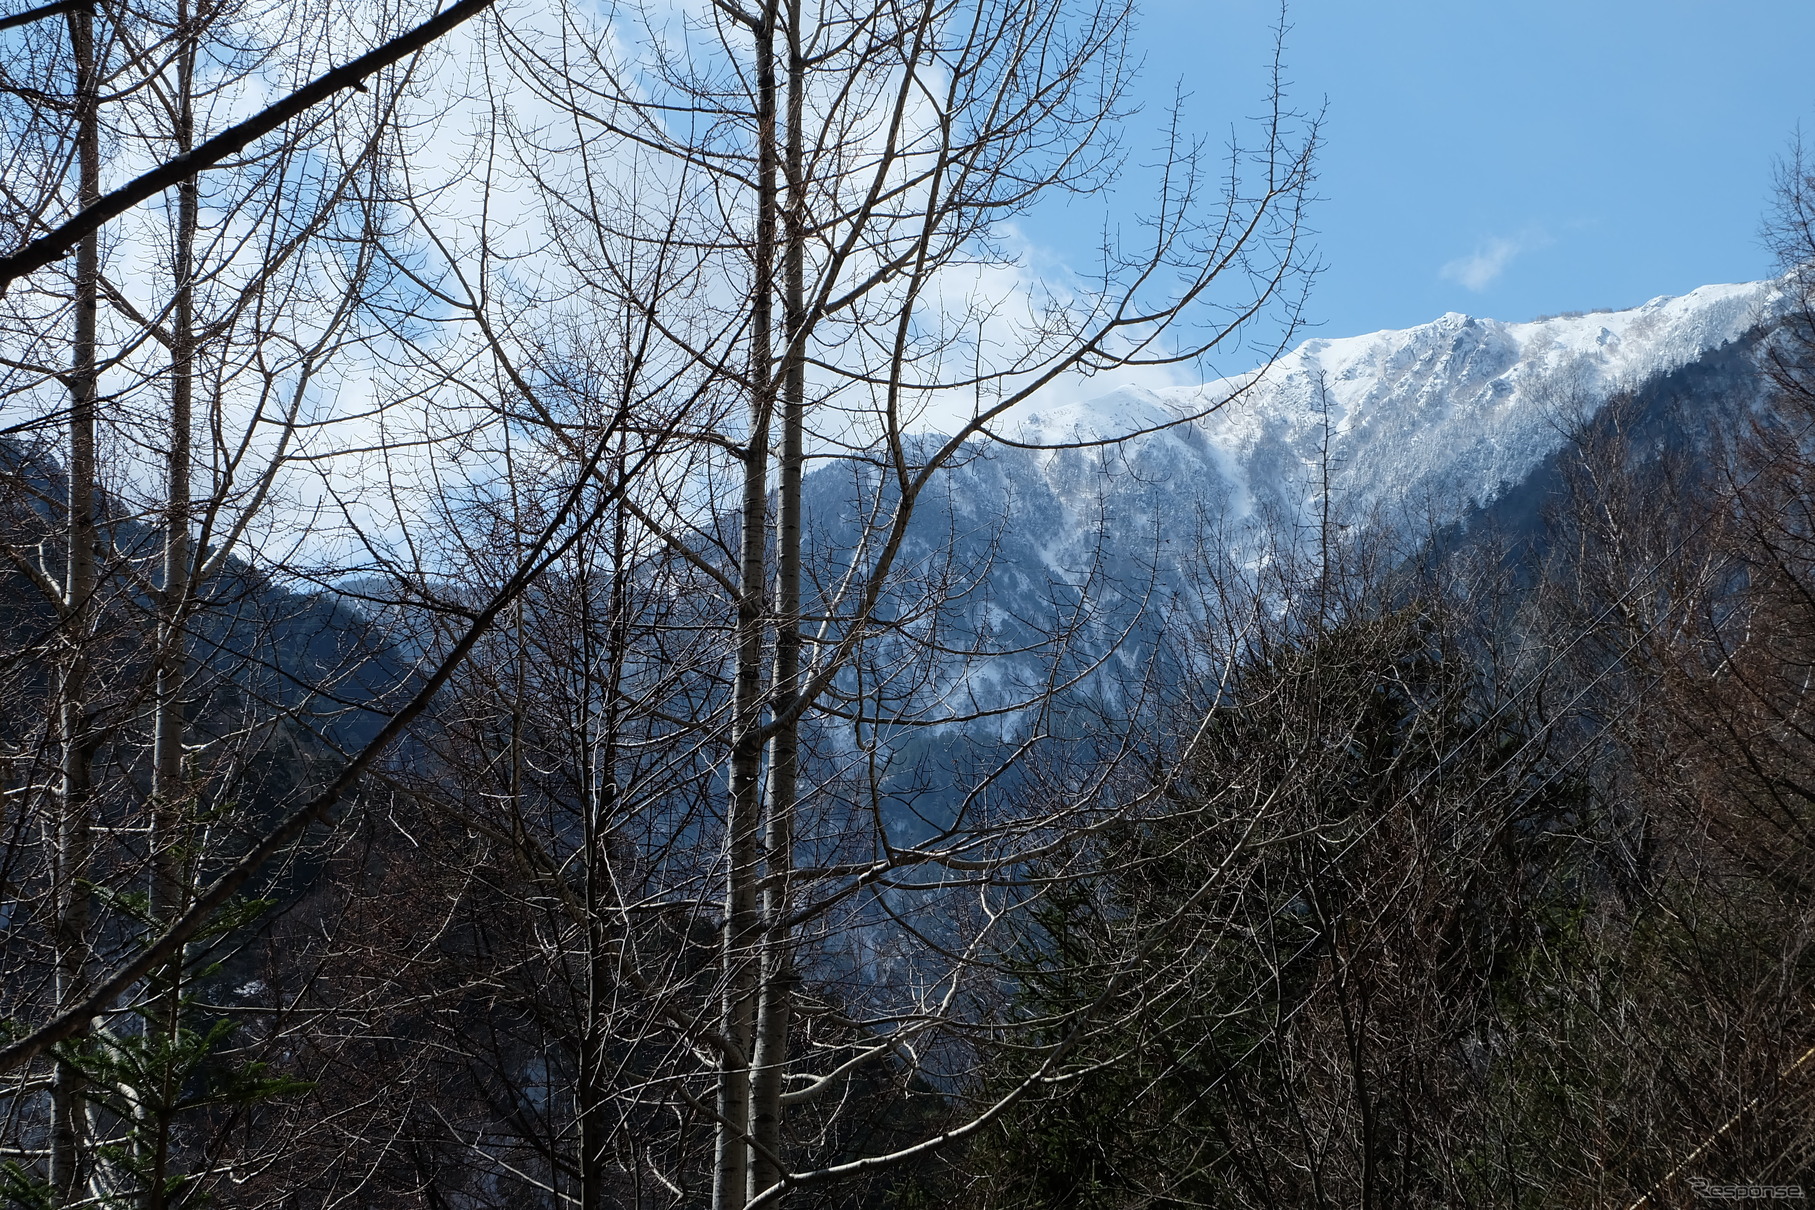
top-left (0, 0), bottom-right (1812, 1206)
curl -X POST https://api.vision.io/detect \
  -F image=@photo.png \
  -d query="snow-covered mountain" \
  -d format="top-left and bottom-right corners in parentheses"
top-left (835, 278), bottom-right (1784, 746)
top-left (1007, 277), bottom-right (1778, 547)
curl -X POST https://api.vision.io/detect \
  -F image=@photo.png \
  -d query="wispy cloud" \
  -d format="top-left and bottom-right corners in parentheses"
top-left (1441, 232), bottom-right (1548, 292)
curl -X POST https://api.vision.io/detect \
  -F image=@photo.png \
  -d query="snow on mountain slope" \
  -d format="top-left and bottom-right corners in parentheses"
top-left (820, 278), bottom-right (1784, 802)
top-left (1007, 278), bottom-right (1778, 537)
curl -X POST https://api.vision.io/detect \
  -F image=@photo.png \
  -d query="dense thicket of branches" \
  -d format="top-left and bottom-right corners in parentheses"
top-left (0, 0), bottom-right (1316, 1204)
top-left (944, 600), bottom-right (1597, 1209)
top-left (885, 177), bottom-right (1815, 1209)
top-left (5, 0), bottom-right (1815, 1206)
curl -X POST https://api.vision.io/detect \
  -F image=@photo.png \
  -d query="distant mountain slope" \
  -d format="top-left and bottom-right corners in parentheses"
top-left (1009, 278), bottom-right (1777, 540)
top-left (835, 279), bottom-right (1784, 742)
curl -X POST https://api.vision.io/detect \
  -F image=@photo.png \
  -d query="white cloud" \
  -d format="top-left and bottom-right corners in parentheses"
top-left (1441, 232), bottom-right (1547, 292)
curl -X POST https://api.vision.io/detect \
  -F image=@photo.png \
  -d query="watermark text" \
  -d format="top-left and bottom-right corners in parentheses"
top-left (1689, 1177), bottom-right (1807, 1201)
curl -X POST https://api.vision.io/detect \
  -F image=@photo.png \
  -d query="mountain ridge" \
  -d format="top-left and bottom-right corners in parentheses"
top-left (838, 276), bottom-right (1791, 740)
top-left (1005, 277), bottom-right (1780, 537)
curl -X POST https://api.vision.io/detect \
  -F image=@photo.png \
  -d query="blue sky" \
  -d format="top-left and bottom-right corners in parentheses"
top-left (1032, 0), bottom-right (1815, 352)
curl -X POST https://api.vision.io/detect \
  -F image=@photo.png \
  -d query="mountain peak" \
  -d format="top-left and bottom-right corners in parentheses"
top-left (1158, 276), bottom-right (1780, 519)
top-left (967, 277), bottom-right (1783, 597)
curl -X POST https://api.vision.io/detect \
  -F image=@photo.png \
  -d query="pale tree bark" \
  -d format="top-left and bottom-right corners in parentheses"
top-left (715, 4), bottom-right (782, 1206)
top-left (143, 3), bottom-right (196, 1201)
top-left (47, 3), bottom-right (100, 1200)
top-left (749, 0), bottom-right (805, 1194)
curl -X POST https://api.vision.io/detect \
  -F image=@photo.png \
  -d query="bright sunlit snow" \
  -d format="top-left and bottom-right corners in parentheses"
top-left (1009, 278), bottom-right (1777, 539)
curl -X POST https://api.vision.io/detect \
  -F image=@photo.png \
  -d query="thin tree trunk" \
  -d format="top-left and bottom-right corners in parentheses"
top-left (715, 4), bottom-right (779, 1203)
top-left (146, 7), bottom-right (197, 1202)
top-left (748, 0), bottom-right (804, 1198)
top-left (579, 460), bottom-right (629, 1210)
top-left (49, 2), bottom-right (101, 1200)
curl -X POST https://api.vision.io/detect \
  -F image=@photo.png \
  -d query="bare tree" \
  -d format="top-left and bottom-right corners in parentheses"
top-left (0, 0), bottom-right (1313, 1202)
top-left (303, 0), bottom-right (1320, 1205)
top-left (0, 0), bottom-right (514, 1201)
